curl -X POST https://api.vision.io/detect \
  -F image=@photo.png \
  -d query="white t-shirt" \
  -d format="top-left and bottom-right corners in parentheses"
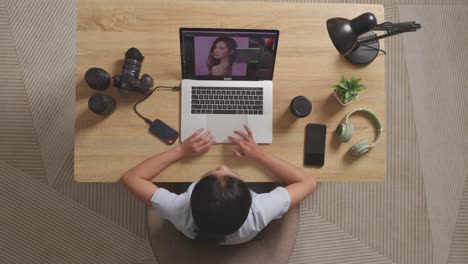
top-left (150, 182), bottom-right (291, 245)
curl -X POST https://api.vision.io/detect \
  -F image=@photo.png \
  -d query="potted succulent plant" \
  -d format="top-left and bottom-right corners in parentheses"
top-left (332, 75), bottom-right (366, 106)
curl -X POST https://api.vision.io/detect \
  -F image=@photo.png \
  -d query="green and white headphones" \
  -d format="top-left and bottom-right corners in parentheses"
top-left (335, 108), bottom-right (383, 156)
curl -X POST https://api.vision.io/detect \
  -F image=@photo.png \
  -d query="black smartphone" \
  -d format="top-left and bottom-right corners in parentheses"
top-left (149, 119), bottom-right (179, 145)
top-left (304, 123), bottom-right (327, 167)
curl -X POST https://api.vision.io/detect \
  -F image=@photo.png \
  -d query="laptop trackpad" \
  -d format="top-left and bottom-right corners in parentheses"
top-left (206, 115), bottom-right (247, 143)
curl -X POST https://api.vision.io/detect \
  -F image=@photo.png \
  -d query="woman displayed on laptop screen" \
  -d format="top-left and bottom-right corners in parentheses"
top-left (207, 37), bottom-right (238, 77)
top-left (121, 125), bottom-right (317, 245)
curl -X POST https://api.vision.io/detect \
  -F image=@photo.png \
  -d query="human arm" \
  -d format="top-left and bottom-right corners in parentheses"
top-left (228, 125), bottom-right (317, 209)
top-left (121, 129), bottom-right (216, 206)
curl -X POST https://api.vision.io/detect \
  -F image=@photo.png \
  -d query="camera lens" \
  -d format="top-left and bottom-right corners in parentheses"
top-left (88, 93), bottom-right (116, 116)
top-left (125, 47), bottom-right (144, 62)
top-left (113, 48), bottom-right (153, 94)
top-left (290, 96), bottom-right (312, 118)
top-left (123, 48), bottom-right (144, 78)
top-left (85, 67), bottom-right (111, 91)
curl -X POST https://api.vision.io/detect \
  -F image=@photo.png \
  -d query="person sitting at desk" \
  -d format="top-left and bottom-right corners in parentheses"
top-left (121, 125), bottom-right (317, 245)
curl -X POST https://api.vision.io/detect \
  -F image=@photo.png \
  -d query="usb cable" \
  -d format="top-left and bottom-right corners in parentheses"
top-left (133, 85), bottom-right (180, 125)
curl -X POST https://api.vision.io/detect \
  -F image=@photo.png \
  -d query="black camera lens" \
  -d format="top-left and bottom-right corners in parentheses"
top-left (112, 47), bottom-right (153, 94)
top-left (123, 48), bottom-right (144, 77)
top-left (88, 93), bottom-right (116, 116)
top-left (290, 96), bottom-right (312, 118)
top-left (125, 47), bottom-right (144, 61)
top-left (85, 67), bottom-right (111, 91)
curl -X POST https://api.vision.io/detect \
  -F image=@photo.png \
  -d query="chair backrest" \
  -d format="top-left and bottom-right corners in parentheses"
top-left (146, 206), bottom-right (299, 264)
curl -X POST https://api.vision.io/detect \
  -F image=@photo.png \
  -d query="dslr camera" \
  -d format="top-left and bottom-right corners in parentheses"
top-left (113, 48), bottom-right (154, 94)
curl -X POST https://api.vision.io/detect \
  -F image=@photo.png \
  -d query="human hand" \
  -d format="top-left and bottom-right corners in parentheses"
top-left (176, 128), bottom-right (216, 157)
top-left (228, 125), bottom-right (264, 161)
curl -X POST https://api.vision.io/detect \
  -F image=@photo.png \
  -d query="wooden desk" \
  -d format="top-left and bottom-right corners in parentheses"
top-left (76, 0), bottom-right (386, 182)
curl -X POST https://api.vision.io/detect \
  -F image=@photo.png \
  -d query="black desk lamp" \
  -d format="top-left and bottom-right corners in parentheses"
top-left (327, 12), bottom-right (421, 65)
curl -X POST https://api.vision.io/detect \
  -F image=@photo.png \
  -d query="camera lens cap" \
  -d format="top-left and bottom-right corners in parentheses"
top-left (290, 96), bottom-right (312, 118)
top-left (88, 93), bottom-right (116, 116)
top-left (85, 67), bottom-right (111, 90)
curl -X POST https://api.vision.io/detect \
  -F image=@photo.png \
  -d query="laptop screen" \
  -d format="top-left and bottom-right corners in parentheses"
top-left (180, 28), bottom-right (279, 81)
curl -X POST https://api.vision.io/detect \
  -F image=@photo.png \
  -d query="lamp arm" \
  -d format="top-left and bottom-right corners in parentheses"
top-left (356, 21), bottom-right (421, 46)
top-left (374, 21), bottom-right (421, 32)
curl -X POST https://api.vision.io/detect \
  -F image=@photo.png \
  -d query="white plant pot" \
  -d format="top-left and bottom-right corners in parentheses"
top-left (333, 91), bottom-right (357, 106)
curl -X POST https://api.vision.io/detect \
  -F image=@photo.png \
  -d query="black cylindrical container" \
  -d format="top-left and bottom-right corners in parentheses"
top-left (85, 67), bottom-right (111, 91)
top-left (289, 96), bottom-right (312, 118)
top-left (88, 93), bottom-right (116, 116)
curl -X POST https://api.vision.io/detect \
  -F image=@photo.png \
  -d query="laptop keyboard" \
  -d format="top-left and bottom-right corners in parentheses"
top-left (191, 87), bottom-right (264, 115)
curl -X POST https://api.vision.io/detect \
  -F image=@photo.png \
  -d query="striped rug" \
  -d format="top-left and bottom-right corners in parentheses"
top-left (1, 0), bottom-right (467, 263)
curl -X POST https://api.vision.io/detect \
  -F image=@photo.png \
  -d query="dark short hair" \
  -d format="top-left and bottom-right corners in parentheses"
top-left (190, 174), bottom-right (252, 243)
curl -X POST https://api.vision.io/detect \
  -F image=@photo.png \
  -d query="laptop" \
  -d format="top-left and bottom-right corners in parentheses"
top-left (179, 28), bottom-right (280, 143)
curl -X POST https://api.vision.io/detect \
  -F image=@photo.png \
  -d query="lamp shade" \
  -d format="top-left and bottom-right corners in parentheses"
top-left (327, 13), bottom-right (377, 55)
